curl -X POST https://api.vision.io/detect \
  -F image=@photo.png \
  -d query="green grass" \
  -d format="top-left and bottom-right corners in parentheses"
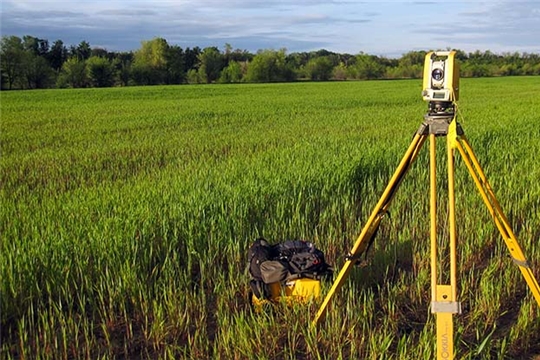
top-left (1, 77), bottom-right (539, 359)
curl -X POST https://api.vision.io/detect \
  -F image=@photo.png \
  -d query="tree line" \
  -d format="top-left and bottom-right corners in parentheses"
top-left (2, 35), bottom-right (540, 90)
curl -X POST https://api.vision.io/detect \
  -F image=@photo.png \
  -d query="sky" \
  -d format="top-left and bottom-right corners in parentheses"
top-left (1, 0), bottom-right (540, 57)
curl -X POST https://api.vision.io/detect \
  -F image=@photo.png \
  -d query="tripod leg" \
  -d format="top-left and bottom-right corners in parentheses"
top-left (431, 135), bottom-right (460, 360)
top-left (455, 136), bottom-right (540, 307)
top-left (312, 133), bottom-right (427, 326)
top-left (447, 135), bottom-right (458, 303)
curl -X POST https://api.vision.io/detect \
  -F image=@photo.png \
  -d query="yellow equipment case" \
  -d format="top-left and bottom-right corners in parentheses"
top-left (248, 239), bottom-right (332, 309)
top-left (252, 278), bottom-right (322, 309)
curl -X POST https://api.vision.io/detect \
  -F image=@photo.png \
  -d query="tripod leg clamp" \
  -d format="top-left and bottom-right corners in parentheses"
top-left (512, 257), bottom-right (530, 268)
top-left (345, 252), bottom-right (361, 263)
top-left (431, 301), bottom-right (462, 314)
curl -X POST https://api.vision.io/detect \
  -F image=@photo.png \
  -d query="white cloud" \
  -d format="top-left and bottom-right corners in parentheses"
top-left (1, 0), bottom-right (539, 55)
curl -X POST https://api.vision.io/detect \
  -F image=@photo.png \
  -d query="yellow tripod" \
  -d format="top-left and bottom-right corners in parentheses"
top-left (312, 109), bottom-right (540, 359)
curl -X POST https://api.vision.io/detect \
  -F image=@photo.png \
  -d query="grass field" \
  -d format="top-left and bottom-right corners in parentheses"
top-left (1, 77), bottom-right (539, 359)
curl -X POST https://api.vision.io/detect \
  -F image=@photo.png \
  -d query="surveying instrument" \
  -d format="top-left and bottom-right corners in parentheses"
top-left (312, 51), bottom-right (540, 359)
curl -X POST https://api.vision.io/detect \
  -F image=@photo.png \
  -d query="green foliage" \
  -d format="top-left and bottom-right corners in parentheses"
top-left (57, 57), bottom-right (88, 88)
top-left (165, 45), bottom-right (186, 84)
top-left (304, 56), bottom-right (333, 81)
top-left (219, 61), bottom-right (243, 83)
top-left (0, 35), bottom-right (55, 89)
top-left (186, 68), bottom-right (202, 84)
top-left (130, 61), bottom-right (157, 85)
top-left (48, 39), bottom-right (68, 71)
top-left (1, 78), bottom-right (539, 358)
top-left (198, 47), bottom-right (224, 83)
top-left (22, 53), bottom-right (55, 89)
top-left (1, 35), bottom-right (26, 89)
top-left (351, 54), bottom-right (385, 80)
top-left (75, 40), bottom-right (92, 60)
top-left (245, 49), bottom-right (296, 82)
top-left (461, 63), bottom-right (495, 77)
top-left (132, 37), bottom-right (169, 85)
top-left (86, 56), bottom-right (116, 87)
top-left (2, 34), bottom-right (540, 90)
top-left (135, 37), bottom-right (168, 69)
top-left (380, 52), bottom-right (426, 79)
top-left (332, 62), bottom-right (348, 80)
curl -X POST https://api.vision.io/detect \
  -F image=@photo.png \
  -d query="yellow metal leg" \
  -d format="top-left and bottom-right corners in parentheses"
top-left (456, 136), bottom-right (540, 306)
top-left (312, 133), bottom-right (427, 326)
top-left (447, 137), bottom-right (458, 301)
top-left (436, 285), bottom-right (455, 360)
top-left (430, 135), bottom-right (438, 302)
top-left (430, 135), bottom-right (461, 360)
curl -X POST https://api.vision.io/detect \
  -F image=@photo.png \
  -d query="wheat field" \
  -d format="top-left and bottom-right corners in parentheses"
top-left (1, 77), bottom-right (539, 359)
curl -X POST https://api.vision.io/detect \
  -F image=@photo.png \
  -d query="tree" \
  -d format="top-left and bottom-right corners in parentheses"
top-left (0, 36), bottom-right (25, 89)
top-left (461, 62), bottom-right (493, 77)
top-left (223, 43), bottom-right (233, 64)
top-left (304, 56), bottom-right (333, 81)
top-left (165, 45), bottom-right (185, 84)
top-left (131, 38), bottom-right (168, 85)
top-left (186, 68), bottom-right (203, 84)
top-left (399, 51), bottom-right (426, 68)
top-left (75, 40), bottom-right (92, 60)
top-left (137, 38), bottom-right (168, 68)
top-left (86, 56), bottom-right (116, 87)
top-left (229, 48), bottom-right (253, 63)
top-left (332, 62), bottom-right (348, 80)
top-left (115, 52), bottom-right (133, 86)
top-left (130, 62), bottom-right (154, 85)
top-left (91, 48), bottom-right (109, 59)
top-left (22, 35), bottom-right (49, 57)
top-left (198, 47), bottom-right (224, 83)
top-left (3, 34), bottom-right (540, 89)
top-left (48, 39), bottom-right (68, 71)
top-left (23, 54), bottom-right (54, 89)
top-left (245, 49), bottom-right (295, 83)
top-left (395, 50), bottom-right (425, 78)
top-left (286, 52), bottom-right (310, 70)
top-left (499, 63), bottom-right (519, 76)
top-left (219, 61), bottom-right (243, 83)
top-left (184, 47), bottom-right (201, 71)
top-left (352, 54), bottom-right (385, 80)
top-left (58, 57), bottom-right (87, 88)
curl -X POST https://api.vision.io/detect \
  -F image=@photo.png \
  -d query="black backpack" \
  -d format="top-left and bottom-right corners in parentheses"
top-left (248, 238), bottom-right (283, 299)
top-left (248, 238), bottom-right (273, 280)
top-left (275, 240), bottom-right (330, 279)
top-left (248, 238), bottom-right (332, 299)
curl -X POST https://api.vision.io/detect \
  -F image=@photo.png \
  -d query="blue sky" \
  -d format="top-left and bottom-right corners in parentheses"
top-left (2, 0), bottom-right (540, 57)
